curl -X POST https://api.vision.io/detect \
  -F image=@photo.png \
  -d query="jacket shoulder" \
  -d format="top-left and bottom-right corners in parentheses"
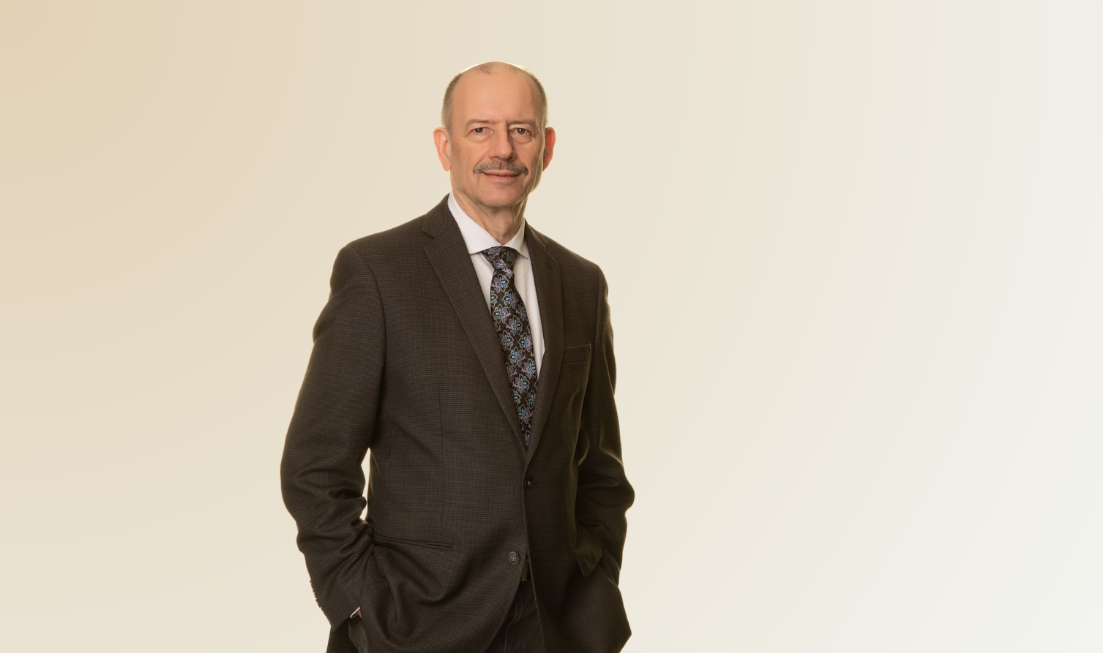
top-left (531, 226), bottom-right (606, 284)
top-left (343, 210), bottom-right (436, 261)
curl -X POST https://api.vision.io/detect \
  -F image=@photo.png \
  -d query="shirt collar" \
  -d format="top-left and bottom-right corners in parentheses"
top-left (448, 193), bottom-right (529, 259)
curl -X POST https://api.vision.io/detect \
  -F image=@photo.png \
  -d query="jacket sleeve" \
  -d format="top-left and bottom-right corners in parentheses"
top-left (280, 245), bottom-right (384, 628)
top-left (574, 267), bottom-right (635, 579)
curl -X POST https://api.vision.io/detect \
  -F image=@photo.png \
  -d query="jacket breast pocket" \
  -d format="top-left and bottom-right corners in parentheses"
top-left (553, 344), bottom-right (592, 446)
top-left (558, 344), bottom-right (592, 402)
top-left (561, 343), bottom-right (591, 367)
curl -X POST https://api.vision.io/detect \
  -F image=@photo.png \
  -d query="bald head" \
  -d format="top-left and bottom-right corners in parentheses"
top-left (441, 62), bottom-right (548, 133)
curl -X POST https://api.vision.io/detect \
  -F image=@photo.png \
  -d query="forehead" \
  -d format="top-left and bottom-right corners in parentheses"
top-left (451, 70), bottom-right (541, 121)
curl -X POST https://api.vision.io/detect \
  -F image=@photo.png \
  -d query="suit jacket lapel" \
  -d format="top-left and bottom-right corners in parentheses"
top-left (422, 199), bottom-right (525, 444)
top-left (524, 223), bottom-right (563, 463)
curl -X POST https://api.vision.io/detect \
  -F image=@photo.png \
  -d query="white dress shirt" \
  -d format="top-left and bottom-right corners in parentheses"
top-left (448, 193), bottom-right (545, 375)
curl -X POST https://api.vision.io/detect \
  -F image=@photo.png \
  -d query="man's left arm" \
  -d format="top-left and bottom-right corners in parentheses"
top-left (574, 267), bottom-right (635, 580)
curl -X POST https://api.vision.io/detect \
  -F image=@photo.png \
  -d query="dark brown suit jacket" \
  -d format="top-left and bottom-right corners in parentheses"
top-left (281, 197), bottom-right (634, 653)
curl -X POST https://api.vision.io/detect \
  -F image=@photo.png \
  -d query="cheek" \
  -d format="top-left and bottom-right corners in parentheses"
top-left (469, 152), bottom-right (493, 171)
top-left (523, 150), bottom-right (541, 173)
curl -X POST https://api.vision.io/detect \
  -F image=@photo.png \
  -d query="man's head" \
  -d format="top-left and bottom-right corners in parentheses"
top-left (433, 62), bottom-right (556, 221)
top-left (440, 62), bottom-right (549, 133)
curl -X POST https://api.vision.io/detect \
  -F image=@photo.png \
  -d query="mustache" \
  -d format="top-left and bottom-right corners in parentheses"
top-left (474, 161), bottom-right (528, 175)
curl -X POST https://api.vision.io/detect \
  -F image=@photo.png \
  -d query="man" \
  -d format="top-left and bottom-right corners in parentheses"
top-left (281, 62), bottom-right (633, 653)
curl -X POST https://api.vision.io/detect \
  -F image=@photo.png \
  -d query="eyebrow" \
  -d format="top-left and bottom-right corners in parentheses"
top-left (465, 119), bottom-right (539, 128)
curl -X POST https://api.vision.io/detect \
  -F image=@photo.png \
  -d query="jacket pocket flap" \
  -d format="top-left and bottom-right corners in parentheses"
top-left (562, 343), bottom-right (591, 364)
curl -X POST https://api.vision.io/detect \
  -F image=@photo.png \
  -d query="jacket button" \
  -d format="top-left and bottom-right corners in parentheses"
top-left (525, 477), bottom-right (534, 489)
top-left (509, 551), bottom-right (520, 565)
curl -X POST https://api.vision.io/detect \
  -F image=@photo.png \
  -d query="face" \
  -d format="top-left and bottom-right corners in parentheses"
top-left (434, 70), bottom-right (556, 217)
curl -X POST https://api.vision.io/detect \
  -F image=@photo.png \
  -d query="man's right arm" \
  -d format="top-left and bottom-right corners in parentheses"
top-left (280, 245), bottom-right (384, 628)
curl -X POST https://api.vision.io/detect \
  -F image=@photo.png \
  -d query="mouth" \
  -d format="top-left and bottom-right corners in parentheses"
top-left (480, 171), bottom-right (521, 180)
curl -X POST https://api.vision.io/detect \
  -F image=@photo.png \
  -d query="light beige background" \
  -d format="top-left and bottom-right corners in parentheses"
top-left (2, 2), bottom-right (1101, 651)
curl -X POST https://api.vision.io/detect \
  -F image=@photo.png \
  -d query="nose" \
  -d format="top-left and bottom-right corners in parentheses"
top-left (490, 127), bottom-right (515, 160)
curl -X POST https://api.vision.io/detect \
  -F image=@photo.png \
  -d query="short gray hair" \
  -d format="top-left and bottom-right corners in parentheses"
top-left (441, 62), bottom-right (548, 133)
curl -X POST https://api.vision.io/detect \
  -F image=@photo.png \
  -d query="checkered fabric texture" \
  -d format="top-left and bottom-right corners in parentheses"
top-left (281, 196), bottom-right (634, 653)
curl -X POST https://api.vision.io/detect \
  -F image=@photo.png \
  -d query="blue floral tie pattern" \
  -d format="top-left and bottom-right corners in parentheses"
top-left (482, 246), bottom-right (538, 446)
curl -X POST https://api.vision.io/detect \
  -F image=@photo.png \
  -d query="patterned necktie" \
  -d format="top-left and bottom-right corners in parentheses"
top-left (481, 246), bottom-right (538, 446)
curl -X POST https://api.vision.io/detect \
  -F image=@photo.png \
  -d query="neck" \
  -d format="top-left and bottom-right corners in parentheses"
top-left (452, 190), bottom-right (525, 245)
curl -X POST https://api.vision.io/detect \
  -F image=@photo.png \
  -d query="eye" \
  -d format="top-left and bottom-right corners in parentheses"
top-left (513, 128), bottom-right (530, 136)
top-left (472, 127), bottom-right (485, 134)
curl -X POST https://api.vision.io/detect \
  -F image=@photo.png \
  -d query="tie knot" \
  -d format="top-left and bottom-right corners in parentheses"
top-left (481, 246), bottom-right (519, 272)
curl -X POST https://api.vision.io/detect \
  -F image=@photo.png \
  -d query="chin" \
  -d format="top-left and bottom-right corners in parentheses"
top-left (476, 191), bottom-right (524, 209)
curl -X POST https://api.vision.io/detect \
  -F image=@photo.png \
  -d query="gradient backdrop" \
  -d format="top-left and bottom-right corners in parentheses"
top-left (2, 2), bottom-right (1101, 651)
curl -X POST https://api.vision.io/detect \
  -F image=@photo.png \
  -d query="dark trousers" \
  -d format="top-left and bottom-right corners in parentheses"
top-left (348, 577), bottom-right (545, 653)
top-left (485, 575), bottom-right (545, 653)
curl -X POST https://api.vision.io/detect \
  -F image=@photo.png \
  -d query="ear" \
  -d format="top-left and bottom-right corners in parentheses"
top-left (541, 127), bottom-right (556, 171)
top-left (433, 127), bottom-right (452, 171)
